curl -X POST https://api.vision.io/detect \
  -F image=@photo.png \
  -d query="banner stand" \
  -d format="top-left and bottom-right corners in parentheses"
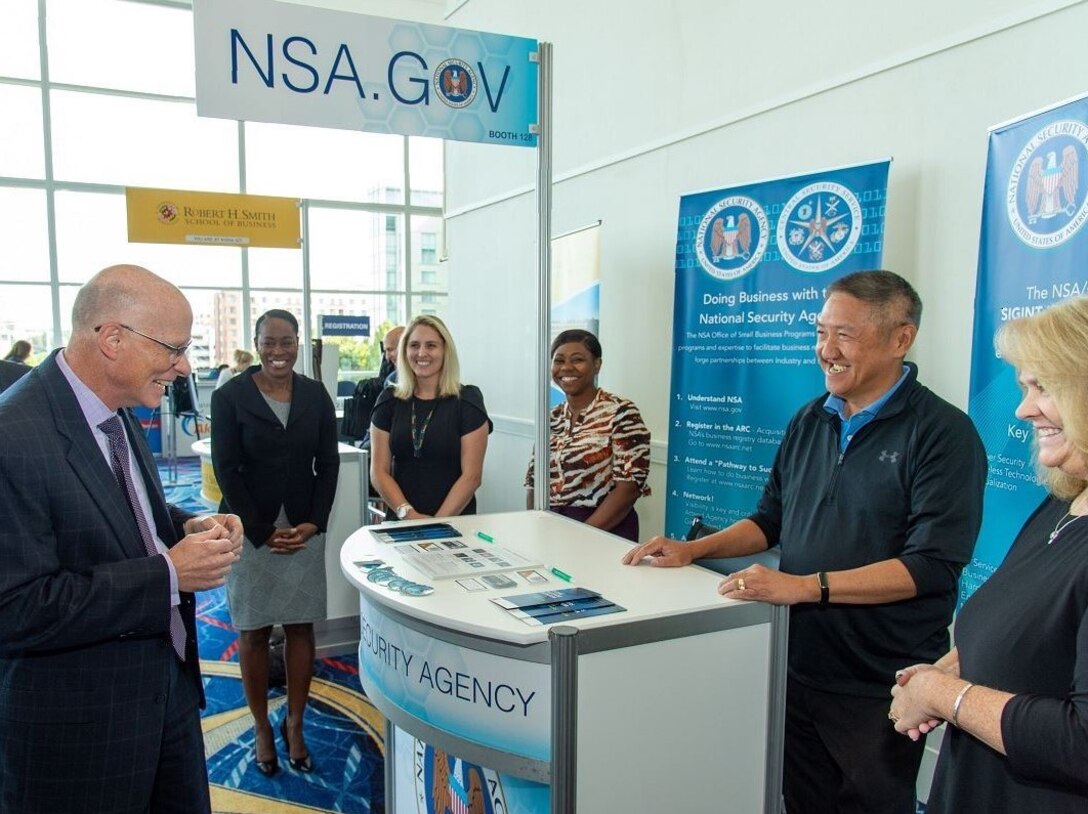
top-left (965, 90), bottom-right (1088, 602)
top-left (534, 43), bottom-right (553, 511)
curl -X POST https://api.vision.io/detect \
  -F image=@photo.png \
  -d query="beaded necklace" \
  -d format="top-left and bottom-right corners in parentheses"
top-left (411, 398), bottom-right (437, 459)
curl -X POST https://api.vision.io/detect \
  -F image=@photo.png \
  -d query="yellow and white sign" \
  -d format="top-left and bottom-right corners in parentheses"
top-left (126, 187), bottom-right (301, 249)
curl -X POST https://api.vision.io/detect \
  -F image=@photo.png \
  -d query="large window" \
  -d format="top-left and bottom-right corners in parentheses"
top-left (0, 0), bottom-right (444, 383)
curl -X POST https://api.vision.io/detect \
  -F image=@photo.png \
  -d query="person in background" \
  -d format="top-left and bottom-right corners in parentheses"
top-left (216, 348), bottom-right (255, 390)
top-left (0, 264), bottom-right (243, 813)
top-left (380, 324), bottom-right (405, 387)
top-left (525, 329), bottom-right (651, 541)
top-left (0, 359), bottom-right (30, 395)
top-left (890, 296), bottom-right (1088, 813)
top-left (210, 309), bottom-right (340, 777)
top-left (370, 315), bottom-right (491, 521)
top-left (623, 270), bottom-right (987, 814)
top-left (340, 325), bottom-right (405, 449)
top-left (3, 340), bottom-right (31, 364)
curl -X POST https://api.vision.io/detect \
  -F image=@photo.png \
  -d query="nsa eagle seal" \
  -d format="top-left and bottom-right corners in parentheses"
top-left (776, 182), bottom-right (862, 273)
top-left (1006, 119), bottom-right (1088, 249)
top-left (433, 59), bottom-right (477, 109)
top-left (694, 195), bottom-right (769, 280)
top-left (414, 740), bottom-right (508, 814)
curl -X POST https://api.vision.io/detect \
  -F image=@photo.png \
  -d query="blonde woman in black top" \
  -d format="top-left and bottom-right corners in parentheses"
top-left (370, 315), bottom-right (491, 521)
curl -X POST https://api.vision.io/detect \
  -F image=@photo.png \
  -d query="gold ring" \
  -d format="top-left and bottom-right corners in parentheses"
top-left (737, 578), bottom-right (746, 591)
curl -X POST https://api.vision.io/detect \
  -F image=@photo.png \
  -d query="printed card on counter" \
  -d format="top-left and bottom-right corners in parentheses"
top-left (508, 595), bottom-right (615, 619)
top-left (398, 544), bottom-right (541, 580)
top-left (520, 602), bottom-right (627, 626)
top-left (491, 587), bottom-right (601, 611)
top-left (403, 539), bottom-right (469, 554)
top-left (491, 586), bottom-right (626, 626)
top-left (368, 522), bottom-right (462, 544)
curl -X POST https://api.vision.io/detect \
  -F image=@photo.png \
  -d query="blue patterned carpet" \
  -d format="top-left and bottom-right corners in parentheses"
top-left (162, 457), bottom-right (386, 814)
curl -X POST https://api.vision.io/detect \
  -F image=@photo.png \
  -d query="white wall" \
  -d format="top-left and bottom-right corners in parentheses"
top-left (436, 0), bottom-right (1088, 795)
top-left (287, 0), bottom-right (445, 23)
top-left (438, 0), bottom-right (1088, 524)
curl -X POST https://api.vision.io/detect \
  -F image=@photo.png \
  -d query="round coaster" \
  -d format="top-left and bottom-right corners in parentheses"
top-left (401, 583), bottom-right (435, 597)
top-left (367, 567), bottom-right (396, 584)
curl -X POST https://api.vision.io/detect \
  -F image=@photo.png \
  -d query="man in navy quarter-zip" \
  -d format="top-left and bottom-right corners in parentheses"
top-left (624, 270), bottom-right (986, 814)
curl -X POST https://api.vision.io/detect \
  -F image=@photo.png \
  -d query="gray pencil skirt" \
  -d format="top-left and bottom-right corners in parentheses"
top-left (226, 529), bottom-right (327, 631)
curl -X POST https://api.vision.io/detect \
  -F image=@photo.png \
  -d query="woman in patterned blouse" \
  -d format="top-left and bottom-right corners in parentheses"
top-left (525, 329), bottom-right (651, 541)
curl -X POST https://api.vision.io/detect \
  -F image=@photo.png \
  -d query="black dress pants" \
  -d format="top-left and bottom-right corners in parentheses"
top-left (783, 677), bottom-right (925, 814)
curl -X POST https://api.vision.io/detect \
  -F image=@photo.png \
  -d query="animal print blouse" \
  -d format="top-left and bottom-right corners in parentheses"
top-left (525, 389), bottom-right (651, 507)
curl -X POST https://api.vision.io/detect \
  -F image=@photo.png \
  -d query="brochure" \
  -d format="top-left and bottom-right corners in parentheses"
top-left (520, 602), bottom-right (627, 626)
top-left (491, 587), bottom-right (601, 611)
top-left (399, 544), bottom-right (541, 580)
top-left (491, 586), bottom-right (625, 626)
top-left (368, 522), bottom-right (462, 544)
top-left (508, 595), bottom-right (615, 619)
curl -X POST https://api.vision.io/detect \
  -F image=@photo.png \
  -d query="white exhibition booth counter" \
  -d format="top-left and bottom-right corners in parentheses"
top-left (340, 510), bottom-right (787, 814)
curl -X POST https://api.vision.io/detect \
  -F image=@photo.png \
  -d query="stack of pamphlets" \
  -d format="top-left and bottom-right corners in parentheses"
top-left (368, 522), bottom-right (463, 544)
top-left (399, 543), bottom-right (540, 580)
top-left (368, 522), bottom-right (543, 580)
top-left (490, 587), bottom-right (626, 627)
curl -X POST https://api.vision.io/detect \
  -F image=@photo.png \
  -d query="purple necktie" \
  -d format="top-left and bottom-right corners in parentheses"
top-left (98, 415), bottom-right (187, 661)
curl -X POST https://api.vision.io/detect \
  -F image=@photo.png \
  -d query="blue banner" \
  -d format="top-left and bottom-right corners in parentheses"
top-left (965, 94), bottom-right (1088, 602)
top-left (194, 0), bottom-right (539, 148)
top-left (664, 161), bottom-right (890, 539)
top-left (320, 314), bottom-right (371, 337)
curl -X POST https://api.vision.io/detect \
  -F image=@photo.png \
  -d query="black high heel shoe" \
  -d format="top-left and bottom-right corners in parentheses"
top-left (255, 753), bottom-right (279, 777)
top-left (254, 730), bottom-right (279, 777)
top-left (280, 717), bottom-right (314, 773)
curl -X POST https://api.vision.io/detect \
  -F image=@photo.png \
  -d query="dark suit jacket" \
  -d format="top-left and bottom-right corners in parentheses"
top-left (210, 367), bottom-right (339, 547)
top-left (0, 359), bottom-right (29, 395)
top-left (0, 352), bottom-right (202, 809)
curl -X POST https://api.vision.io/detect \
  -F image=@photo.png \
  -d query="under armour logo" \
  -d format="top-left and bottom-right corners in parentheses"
top-left (879, 450), bottom-right (900, 463)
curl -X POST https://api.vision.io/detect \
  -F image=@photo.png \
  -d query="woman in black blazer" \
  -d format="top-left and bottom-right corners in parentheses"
top-left (210, 309), bottom-right (339, 777)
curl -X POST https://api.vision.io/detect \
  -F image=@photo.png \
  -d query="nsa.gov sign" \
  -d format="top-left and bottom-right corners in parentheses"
top-left (193, 0), bottom-right (539, 148)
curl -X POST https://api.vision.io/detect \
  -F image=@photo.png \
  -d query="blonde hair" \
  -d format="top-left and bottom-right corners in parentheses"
top-left (393, 315), bottom-right (462, 399)
top-left (232, 348), bottom-right (254, 371)
top-left (996, 296), bottom-right (1088, 499)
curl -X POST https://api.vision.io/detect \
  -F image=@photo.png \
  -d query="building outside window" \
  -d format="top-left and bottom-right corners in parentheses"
top-left (0, 0), bottom-right (445, 388)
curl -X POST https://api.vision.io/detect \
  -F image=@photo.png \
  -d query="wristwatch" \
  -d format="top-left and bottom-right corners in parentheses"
top-left (396, 503), bottom-right (413, 520)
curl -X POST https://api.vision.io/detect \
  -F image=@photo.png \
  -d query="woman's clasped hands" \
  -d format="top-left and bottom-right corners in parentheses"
top-left (267, 522), bottom-right (319, 554)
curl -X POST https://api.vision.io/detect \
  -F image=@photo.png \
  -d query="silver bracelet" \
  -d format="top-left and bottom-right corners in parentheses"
top-left (950, 682), bottom-right (974, 728)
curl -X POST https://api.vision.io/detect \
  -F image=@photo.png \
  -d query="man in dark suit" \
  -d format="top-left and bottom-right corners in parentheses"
top-left (0, 265), bottom-right (244, 813)
top-left (0, 358), bottom-right (30, 394)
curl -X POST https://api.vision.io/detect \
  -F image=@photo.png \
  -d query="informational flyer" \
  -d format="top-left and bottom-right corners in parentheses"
top-left (399, 545), bottom-right (540, 580)
top-left (664, 161), bottom-right (890, 538)
top-left (491, 588), bottom-right (623, 627)
top-left (368, 522), bottom-right (462, 544)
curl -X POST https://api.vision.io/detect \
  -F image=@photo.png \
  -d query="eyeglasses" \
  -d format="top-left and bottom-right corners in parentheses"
top-left (96, 324), bottom-right (191, 364)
